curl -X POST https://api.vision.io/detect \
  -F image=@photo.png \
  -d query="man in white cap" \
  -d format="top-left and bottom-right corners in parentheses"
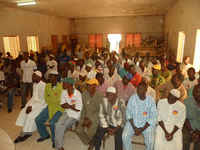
top-left (154, 89), bottom-right (186, 150)
top-left (89, 86), bottom-right (126, 150)
top-left (45, 54), bottom-right (58, 79)
top-left (14, 71), bottom-right (46, 143)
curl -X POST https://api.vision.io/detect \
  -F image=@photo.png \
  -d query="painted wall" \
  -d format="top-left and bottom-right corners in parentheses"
top-left (165, 0), bottom-right (200, 63)
top-left (0, 7), bottom-right (71, 53)
top-left (72, 16), bottom-right (164, 47)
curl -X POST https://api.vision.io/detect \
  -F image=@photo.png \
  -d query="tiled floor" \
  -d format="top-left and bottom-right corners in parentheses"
top-left (0, 96), bottom-right (156, 150)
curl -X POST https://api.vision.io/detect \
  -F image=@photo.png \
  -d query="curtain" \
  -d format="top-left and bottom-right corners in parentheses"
top-left (126, 34), bottom-right (134, 47)
top-left (88, 34), bottom-right (96, 48)
top-left (96, 34), bottom-right (103, 48)
top-left (27, 36), bottom-right (39, 52)
top-left (51, 35), bottom-right (58, 49)
top-left (3, 36), bottom-right (21, 58)
top-left (133, 33), bottom-right (142, 47)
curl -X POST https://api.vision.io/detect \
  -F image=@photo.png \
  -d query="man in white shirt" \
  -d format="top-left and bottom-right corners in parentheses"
top-left (155, 89), bottom-right (186, 150)
top-left (14, 71), bottom-right (46, 143)
top-left (20, 52), bottom-right (37, 108)
top-left (181, 56), bottom-right (193, 78)
top-left (55, 78), bottom-right (82, 150)
top-left (45, 54), bottom-right (58, 79)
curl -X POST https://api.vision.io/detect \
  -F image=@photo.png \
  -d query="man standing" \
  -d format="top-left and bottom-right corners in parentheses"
top-left (35, 71), bottom-right (64, 148)
top-left (14, 71), bottom-right (46, 143)
top-left (20, 52), bottom-right (37, 108)
top-left (155, 89), bottom-right (186, 150)
top-left (91, 86), bottom-right (126, 150)
top-left (183, 85), bottom-right (200, 150)
top-left (55, 78), bottom-right (82, 150)
top-left (122, 82), bottom-right (157, 150)
top-left (76, 79), bottom-right (103, 146)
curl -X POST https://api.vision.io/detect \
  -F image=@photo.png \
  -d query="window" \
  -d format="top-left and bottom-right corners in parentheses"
top-left (177, 32), bottom-right (186, 63)
top-left (51, 35), bottom-right (58, 49)
top-left (108, 34), bottom-right (122, 53)
top-left (193, 29), bottom-right (200, 72)
top-left (88, 34), bottom-right (103, 48)
top-left (3, 36), bottom-right (20, 58)
top-left (125, 33), bottom-right (142, 47)
top-left (27, 36), bottom-right (39, 52)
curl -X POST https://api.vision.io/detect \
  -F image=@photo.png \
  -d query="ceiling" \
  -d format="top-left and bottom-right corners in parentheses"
top-left (0, 0), bottom-right (177, 18)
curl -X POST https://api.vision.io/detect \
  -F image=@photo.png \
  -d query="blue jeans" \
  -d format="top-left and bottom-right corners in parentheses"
top-left (21, 82), bottom-right (33, 106)
top-left (35, 107), bottom-right (62, 144)
top-left (7, 88), bottom-right (16, 110)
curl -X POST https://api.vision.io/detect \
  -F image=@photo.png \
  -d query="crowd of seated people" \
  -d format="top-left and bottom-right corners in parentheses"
top-left (0, 47), bottom-right (199, 150)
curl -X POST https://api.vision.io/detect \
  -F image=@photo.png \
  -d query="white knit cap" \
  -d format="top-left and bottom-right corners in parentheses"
top-left (170, 89), bottom-right (181, 99)
top-left (106, 86), bottom-right (117, 94)
top-left (34, 71), bottom-right (42, 78)
top-left (49, 70), bottom-right (58, 75)
top-left (86, 63), bottom-right (93, 68)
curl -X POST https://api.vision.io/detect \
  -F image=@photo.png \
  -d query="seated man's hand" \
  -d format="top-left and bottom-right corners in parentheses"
top-left (61, 103), bottom-right (70, 109)
top-left (134, 128), bottom-right (143, 136)
top-left (192, 131), bottom-right (200, 142)
top-left (26, 106), bottom-right (32, 114)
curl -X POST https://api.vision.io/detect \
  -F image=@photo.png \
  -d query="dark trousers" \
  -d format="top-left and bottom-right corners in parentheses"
top-left (21, 82), bottom-right (33, 106)
top-left (183, 127), bottom-right (200, 150)
top-left (7, 88), bottom-right (16, 110)
top-left (92, 125), bottom-right (123, 150)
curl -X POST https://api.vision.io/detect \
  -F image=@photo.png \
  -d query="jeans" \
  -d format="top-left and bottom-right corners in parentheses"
top-left (91, 125), bottom-right (123, 150)
top-left (7, 88), bottom-right (16, 110)
top-left (35, 107), bottom-right (62, 144)
top-left (21, 82), bottom-right (33, 107)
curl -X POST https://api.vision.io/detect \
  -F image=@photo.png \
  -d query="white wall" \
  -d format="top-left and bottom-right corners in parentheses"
top-left (165, 0), bottom-right (200, 63)
top-left (73, 16), bottom-right (164, 47)
top-left (0, 7), bottom-right (71, 53)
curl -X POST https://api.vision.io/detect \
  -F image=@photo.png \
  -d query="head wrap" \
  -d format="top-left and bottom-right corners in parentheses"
top-left (61, 77), bottom-right (75, 85)
top-left (106, 86), bottom-right (117, 94)
top-left (49, 54), bottom-right (55, 58)
top-left (86, 63), bottom-right (93, 68)
top-left (34, 71), bottom-right (42, 78)
top-left (86, 78), bottom-right (99, 85)
top-left (49, 70), bottom-right (58, 75)
top-left (170, 89), bottom-right (181, 99)
top-left (153, 64), bottom-right (161, 70)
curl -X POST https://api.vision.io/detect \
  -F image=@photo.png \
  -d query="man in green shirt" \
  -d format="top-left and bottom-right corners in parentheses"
top-left (35, 71), bottom-right (64, 148)
top-left (183, 84), bottom-right (200, 150)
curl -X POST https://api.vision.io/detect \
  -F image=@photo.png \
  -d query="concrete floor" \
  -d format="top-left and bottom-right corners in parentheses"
top-left (0, 96), bottom-right (146, 150)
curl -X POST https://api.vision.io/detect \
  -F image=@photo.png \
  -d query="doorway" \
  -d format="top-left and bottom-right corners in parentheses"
top-left (107, 34), bottom-right (122, 53)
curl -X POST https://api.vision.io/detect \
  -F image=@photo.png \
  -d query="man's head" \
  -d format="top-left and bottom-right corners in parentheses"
top-left (183, 56), bottom-right (190, 65)
top-left (96, 73), bottom-right (104, 85)
top-left (152, 64), bottom-right (161, 77)
top-left (171, 73), bottom-right (184, 88)
top-left (49, 71), bottom-right (59, 85)
top-left (193, 85), bottom-right (200, 104)
top-left (85, 63), bottom-right (92, 72)
top-left (62, 77), bottom-right (75, 90)
top-left (49, 54), bottom-right (55, 60)
top-left (139, 60), bottom-right (145, 69)
top-left (129, 65), bottom-right (136, 75)
top-left (122, 76), bottom-right (130, 86)
top-left (137, 82), bottom-right (148, 100)
top-left (23, 52), bottom-right (29, 61)
top-left (106, 87), bottom-right (117, 104)
top-left (187, 67), bottom-right (196, 78)
top-left (32, 71), bottom-right (42, 83)
top-left (86, 78), bottom-right (99, 95)
top-left (168, 89), bottom-right (180, 104)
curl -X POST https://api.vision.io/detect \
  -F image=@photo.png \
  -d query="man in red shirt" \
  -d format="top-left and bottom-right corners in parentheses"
top-left (129, 65), bottom-right (142, 87)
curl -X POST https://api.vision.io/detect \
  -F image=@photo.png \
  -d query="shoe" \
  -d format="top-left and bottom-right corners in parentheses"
top-left (21, 105), bottom-right (25, 109)
top-left (52, 142), bottom-right (55, 148)
top-left (37, 135), bottom-right (50, 142)
top-left (8, 108), bottom-right (12, 113)
top-left (20, 134), bottom-right (32, 142)
top-left (14, 136), bottom-right (23, 143)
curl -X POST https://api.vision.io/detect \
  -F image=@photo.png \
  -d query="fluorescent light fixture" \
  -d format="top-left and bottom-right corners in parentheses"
top-left (17, 1), bottom-right (36, 6)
